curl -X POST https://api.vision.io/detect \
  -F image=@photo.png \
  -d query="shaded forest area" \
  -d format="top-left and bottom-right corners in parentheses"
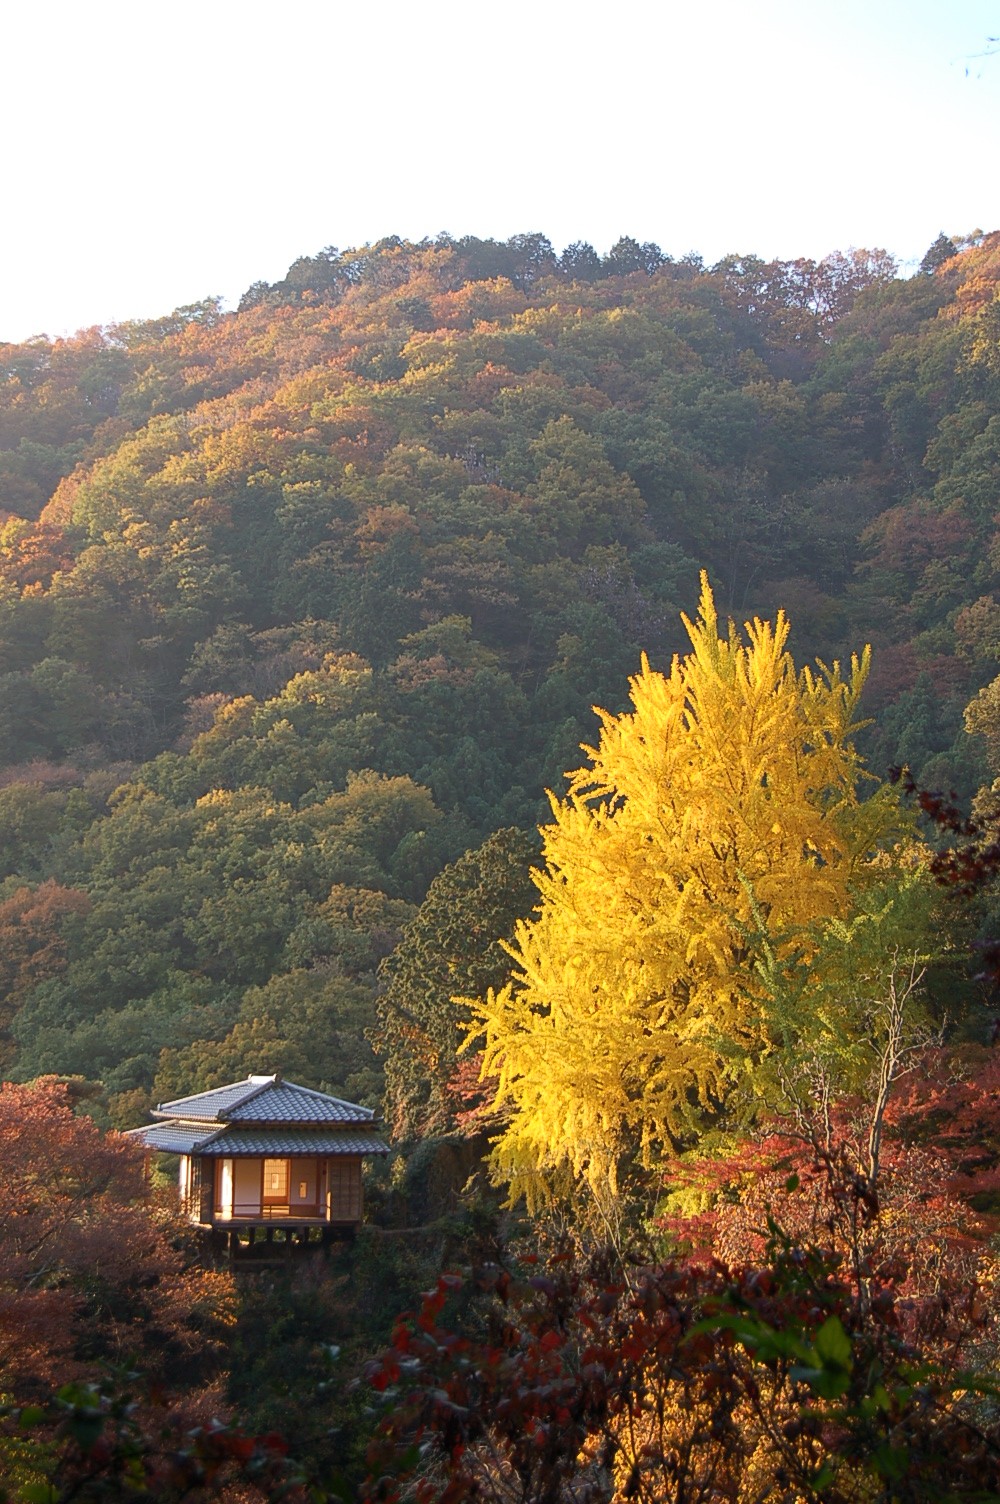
top-left (0, 226), bottom-right (999, 1121)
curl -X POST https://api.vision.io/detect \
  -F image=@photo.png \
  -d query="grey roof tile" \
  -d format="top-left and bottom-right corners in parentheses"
top-left (227, 1081), bottom-right (374, 1124)
top-left (153, 1076), bottom-right (376, 1125)
top-left (196, 1128), bottom-right (388, 1156)
top-left (126, 1122), bottom-right (223, 1154)
top-left (154, 1077), bottom-right (272, 1122)
top-left (128, 1120), bottom-right (388, 1157)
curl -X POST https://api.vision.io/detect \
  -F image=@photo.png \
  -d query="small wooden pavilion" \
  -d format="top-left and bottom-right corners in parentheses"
top-left (128, 1073), bottom-right (387, 1249)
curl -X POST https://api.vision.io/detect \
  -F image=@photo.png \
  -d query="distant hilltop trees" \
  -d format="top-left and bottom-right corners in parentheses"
top-left (236, 230), bottom-right (910, 324)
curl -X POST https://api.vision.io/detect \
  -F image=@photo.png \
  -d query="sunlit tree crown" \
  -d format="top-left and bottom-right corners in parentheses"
top-left (466, 574), bottom-right (902, 1207)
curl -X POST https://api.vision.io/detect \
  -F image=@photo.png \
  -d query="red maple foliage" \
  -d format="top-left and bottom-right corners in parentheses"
top-left (362, 1039), bottom-right (1000, 1503)
top-left (363, 1237), bottom-right (1000, 1504)
top-left (0, 1077), bottom-right (234, 1399)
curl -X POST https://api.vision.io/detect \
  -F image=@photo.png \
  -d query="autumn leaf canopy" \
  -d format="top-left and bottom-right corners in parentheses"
top-left (467, 574), bottom-right (903, 1205)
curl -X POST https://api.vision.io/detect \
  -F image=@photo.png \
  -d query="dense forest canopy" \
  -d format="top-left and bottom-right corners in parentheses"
top-left (1, 227), bottom-right (999, 1128)
top-left (7, 226), bottom-right (1000, 1502)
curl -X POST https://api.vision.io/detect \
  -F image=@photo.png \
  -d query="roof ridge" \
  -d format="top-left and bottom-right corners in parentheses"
top-left (227, 1077), bottom-right (275, 1112)
top-left (155, 1076), bottom-right (273, 1119)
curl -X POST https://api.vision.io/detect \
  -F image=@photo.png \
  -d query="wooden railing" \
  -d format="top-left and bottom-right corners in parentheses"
top-left (231, 1201), bottom-right (322, 1219)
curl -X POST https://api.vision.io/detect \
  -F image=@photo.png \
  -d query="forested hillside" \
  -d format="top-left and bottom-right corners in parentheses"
top-left (2, 228), bottom-right (999, 1124)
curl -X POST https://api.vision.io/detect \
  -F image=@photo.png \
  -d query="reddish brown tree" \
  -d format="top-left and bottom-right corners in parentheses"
top-left (0, 518), bottom-right (77, 591)
top-left (0, 1078), bottom-right (235, 1399)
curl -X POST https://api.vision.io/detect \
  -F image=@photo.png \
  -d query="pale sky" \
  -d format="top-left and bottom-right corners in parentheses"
top-left (4, 0), bottom-right (999, 342)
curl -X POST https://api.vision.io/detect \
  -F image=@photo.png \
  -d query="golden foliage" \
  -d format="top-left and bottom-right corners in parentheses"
top-left (466, 575), bottom-right (901, 1206)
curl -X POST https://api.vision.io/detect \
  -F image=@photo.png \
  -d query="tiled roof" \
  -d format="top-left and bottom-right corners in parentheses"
top-left (126, 1122), bottom-right (223, 1154)
top-left (197, 1128), bottom-right (389, 1157)
top-left (227, 1081), bottom-right (374, 1125)
top-left (130, 1121), bottom-right (386, 1156)
top-left (153, 1075), bottom-right (375, 1125)
top-left (153, 1077), bottom-right (272, 1122)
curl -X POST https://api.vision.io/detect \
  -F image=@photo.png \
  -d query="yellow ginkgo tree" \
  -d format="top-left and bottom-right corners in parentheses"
top-left (465, 574), bottom-right (908, 1207)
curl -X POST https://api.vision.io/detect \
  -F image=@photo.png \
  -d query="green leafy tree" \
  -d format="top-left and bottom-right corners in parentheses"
top-left (376, 827), bottom-right (538, 1139)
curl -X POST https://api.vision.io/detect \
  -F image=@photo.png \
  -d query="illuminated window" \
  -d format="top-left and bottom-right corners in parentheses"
top-left (262, 1159), bottom-right (289, 1199)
